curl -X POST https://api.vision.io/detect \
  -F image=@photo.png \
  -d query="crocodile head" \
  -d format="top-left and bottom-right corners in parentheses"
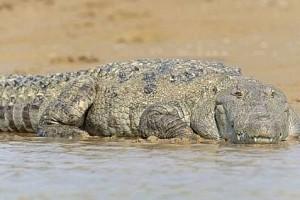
top-left (215, 79), bottom-right (290, 144)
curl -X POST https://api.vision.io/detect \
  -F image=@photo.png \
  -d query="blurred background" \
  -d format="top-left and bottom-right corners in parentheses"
top-left (0, 0), bottom-right (299, 110)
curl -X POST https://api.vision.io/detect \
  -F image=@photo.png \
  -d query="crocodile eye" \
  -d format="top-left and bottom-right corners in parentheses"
top-left (232, 90), bottom-right (243, 98)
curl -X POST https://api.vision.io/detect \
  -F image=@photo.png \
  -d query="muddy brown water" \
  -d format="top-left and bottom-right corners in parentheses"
top-left (1, 136), bottom-right (300, 200)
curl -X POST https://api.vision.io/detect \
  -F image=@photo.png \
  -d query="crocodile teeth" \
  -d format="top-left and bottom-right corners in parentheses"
top-left (252, 137), bottom-right (273, 143)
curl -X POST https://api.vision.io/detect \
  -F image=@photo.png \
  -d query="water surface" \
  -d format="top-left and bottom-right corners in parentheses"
top-left (0, 136), bottom-right (300, 200)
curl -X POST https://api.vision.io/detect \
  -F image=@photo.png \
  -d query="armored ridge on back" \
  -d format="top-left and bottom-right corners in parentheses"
top-left (0, 58), bottom-right (299, 144)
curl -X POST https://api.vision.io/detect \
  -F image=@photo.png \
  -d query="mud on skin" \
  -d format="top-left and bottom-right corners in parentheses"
top-left (0, 58), bottom-right (299, 144)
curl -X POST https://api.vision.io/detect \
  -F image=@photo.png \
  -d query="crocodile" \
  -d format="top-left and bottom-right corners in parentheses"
top-left (0, 58), bottom-right (299, 144)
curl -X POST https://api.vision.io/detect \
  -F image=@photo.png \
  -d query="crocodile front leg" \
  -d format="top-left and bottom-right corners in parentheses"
top-left (38, 76), bottom-right (96, 138)
top-left (138, 102), bottom-right (197, 139)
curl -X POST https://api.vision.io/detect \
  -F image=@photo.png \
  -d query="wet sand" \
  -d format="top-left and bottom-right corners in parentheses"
top-left (0, 0), bottom-right (299, 111)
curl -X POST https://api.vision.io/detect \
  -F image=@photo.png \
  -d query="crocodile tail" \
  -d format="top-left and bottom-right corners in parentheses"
top-left (0, 75), bottom-right (45, 133)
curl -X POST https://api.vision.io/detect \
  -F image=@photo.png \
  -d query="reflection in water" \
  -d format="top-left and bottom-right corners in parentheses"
top-left (0, 136), bottom-right (299, 200)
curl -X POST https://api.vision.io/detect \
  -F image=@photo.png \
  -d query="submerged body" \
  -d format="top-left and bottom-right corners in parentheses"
top-left (0, 59), bottom-right (299, 143)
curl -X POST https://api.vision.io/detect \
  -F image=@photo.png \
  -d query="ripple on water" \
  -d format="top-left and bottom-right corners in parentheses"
top-left (0, 137), bottom-right (299, 200)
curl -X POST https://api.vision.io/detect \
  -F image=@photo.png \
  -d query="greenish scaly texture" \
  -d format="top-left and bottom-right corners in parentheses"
top-left (0, 59), bottom-right (299, 144)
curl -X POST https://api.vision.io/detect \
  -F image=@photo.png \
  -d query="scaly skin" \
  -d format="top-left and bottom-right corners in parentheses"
top-left (0, 59), bottom-right (299, 143)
